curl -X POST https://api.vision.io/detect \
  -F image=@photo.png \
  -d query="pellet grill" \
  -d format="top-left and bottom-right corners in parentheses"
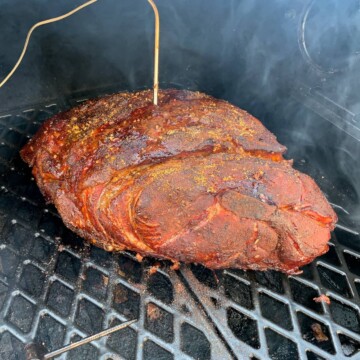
top-left (0, 0), bottom-right (360, 359)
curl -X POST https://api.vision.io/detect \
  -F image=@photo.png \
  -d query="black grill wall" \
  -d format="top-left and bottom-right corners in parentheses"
top-left (0, 1), bottom-right (359, 359)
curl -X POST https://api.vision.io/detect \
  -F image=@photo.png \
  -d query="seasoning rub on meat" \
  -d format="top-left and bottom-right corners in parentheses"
top-left (21, 89), bottom-right (337, 274)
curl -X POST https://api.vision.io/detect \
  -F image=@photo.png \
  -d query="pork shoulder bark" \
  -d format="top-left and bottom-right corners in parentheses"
top-left (20, 89), bottom-right (337, 274)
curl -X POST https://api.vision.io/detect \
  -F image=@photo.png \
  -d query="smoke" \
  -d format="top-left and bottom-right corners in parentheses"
top-left (0, 0), bottom-right (359, 229)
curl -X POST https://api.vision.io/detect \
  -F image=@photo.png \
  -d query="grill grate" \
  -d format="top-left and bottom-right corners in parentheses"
top-left (0, 96), bottom-right (359, 360)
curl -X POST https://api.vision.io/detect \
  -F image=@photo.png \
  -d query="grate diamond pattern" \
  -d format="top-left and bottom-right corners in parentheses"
top-left (112, 282), bottom-right (140, 320)
top-left (5, 294), bottom-right (36, 333)
top-left (181, 322), bottom-right (211, 360)
top-left (106, 318), bottom-right (138, 359)
top-left (67, 334), bottom-right (99, 360)
top-left (35, 313), bottom-right (66, 352)
top-left (258, 292), bottom-right (293, 330)
top-left (0, 98), bottom-right (359, 359)
top-left (19, 264), bottom-right (46, 298)
top-left (46, 280), bottom-right (74, 317)
top-left (145, 302), bottom-right (174, 343)
top-left (265, 328), bottom-right (299, 360)
top-left (0, 331), bottom-right (25, 360)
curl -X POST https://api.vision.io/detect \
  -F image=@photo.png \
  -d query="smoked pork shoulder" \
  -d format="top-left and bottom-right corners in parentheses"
top-left (21, 89), bottom-right (337, 274)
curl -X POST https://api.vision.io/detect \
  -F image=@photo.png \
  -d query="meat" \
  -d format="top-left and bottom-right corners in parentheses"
top-left (20, 89), bottom-right (337, 274)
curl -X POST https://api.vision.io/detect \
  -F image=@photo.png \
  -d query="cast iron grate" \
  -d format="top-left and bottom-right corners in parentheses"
top-left (0, 94), bottom-right (359, 360)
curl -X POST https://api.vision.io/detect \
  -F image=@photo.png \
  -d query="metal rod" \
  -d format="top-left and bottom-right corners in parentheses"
top-left (43, 319), bottom-right (137, 359)
top-left (147, 0), bottom-right (160, 105)
top-left (335, 223), bottom-right (360, 236)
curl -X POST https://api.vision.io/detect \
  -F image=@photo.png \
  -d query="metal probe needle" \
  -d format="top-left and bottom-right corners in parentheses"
top-left (147, 0), bottom-right (160, 105)
top-left (43, 319), bottom-right (136, 359)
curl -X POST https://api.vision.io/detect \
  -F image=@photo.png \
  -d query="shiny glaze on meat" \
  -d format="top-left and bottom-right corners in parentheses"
top-left (21, 89), bottom-right (337, 273)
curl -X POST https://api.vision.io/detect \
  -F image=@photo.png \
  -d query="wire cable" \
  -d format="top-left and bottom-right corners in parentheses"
top-left (0, 0), bottom-right (98, 89)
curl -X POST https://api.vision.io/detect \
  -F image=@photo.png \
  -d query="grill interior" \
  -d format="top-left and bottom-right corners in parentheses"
top-left (0, 89), bottom-right (360, 360)
top-left (1, 1), bottom-right (360, 359)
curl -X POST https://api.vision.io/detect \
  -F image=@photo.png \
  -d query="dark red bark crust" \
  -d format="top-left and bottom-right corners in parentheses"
top-left (21, 89), bottom-right (337, 273)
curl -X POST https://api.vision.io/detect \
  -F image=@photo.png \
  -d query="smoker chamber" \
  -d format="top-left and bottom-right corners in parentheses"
top-left (1, 0), bottom-right (360, 359)
top-left (0, 86), bottom-right (359, 360)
